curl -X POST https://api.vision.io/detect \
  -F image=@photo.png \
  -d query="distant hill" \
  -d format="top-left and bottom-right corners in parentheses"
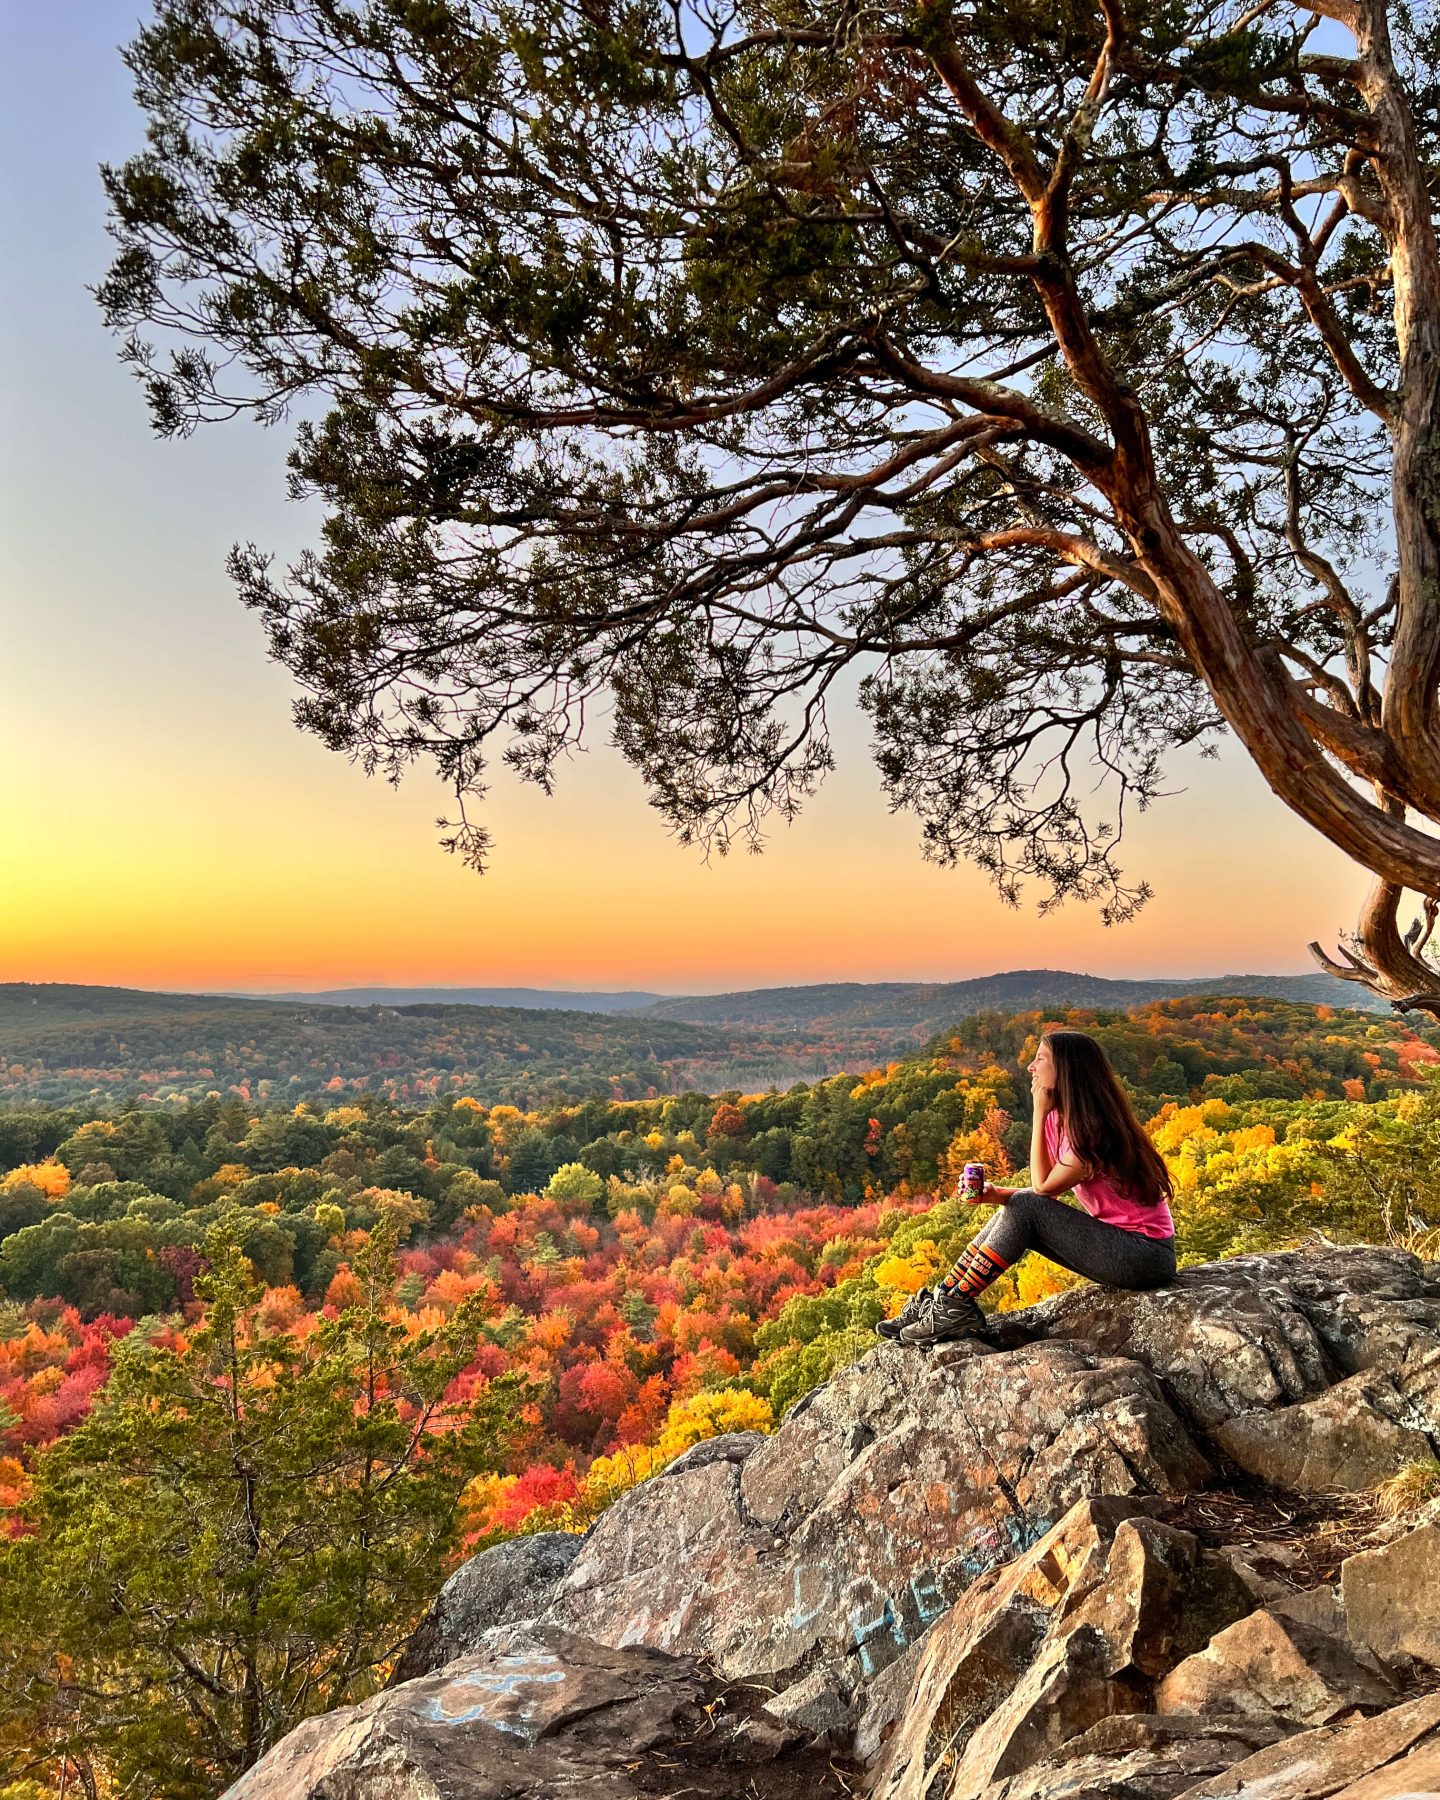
top-left (641, 968), bottom-right (1390, 1030)
top-left (0, 983), bottom-right (282, 1025)
top-left (249, 985), bottom-right (665, 1012)
top-left (0, 970), bottom-right (1397, 1112)
top-left (0, 985), bottom-right (726, 1109)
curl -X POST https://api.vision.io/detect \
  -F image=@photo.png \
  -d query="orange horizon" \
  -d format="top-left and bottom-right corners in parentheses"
top-left (3, 669), bottom-right (1371, 999)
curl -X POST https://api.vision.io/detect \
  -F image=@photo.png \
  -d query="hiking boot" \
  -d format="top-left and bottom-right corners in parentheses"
top-left (875, 1286), bottom-right (935, 1340)
top-left (899, 1287), bottom-right (986, 1346)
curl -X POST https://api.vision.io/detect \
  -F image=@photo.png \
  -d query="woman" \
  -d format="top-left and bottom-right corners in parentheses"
top-left (881, 1029), bottom-right (1176, 1346)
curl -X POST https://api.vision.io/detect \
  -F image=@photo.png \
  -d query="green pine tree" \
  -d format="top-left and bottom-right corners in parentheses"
top-left (0, 1213), bottom-right (532, 1799)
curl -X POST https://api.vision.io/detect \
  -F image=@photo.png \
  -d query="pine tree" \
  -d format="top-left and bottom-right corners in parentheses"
top-left (0, 1215), bottom-right (531, 1798)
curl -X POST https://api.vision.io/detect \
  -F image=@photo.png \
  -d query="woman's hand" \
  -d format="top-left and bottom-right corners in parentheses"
top-left (968, 1183), bottom-right (1014, 1205)
top-left (1030, 1069), bottom-right (1054, 1112)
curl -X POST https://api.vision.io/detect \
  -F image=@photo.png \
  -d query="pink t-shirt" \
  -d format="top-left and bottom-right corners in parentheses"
top-left (1044, 1111), bottom-right (1174, 1240)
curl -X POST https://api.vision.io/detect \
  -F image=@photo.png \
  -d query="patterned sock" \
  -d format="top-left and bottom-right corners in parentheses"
top-left (940, 1242), bottom-right (1009, 1296)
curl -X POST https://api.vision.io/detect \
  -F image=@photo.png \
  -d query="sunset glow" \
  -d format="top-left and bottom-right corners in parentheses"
top-left (0, 2), bottom-right (1373, 997)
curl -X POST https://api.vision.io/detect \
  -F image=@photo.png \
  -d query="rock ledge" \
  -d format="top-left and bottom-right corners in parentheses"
top-left (231, 1247), bottom-right (1440, 1800)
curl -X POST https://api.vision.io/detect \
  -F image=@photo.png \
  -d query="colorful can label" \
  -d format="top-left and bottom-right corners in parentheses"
top-left (962, 1162), bottom-right (986, 1196)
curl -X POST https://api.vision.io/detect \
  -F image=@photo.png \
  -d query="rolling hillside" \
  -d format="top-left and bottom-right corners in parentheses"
top-left (0, 969), bottom-right (1397, 1110)
top-left (0, 986), bottom-right (726, 1109)
top-left (641, 968), bottom-right (1389, 1030)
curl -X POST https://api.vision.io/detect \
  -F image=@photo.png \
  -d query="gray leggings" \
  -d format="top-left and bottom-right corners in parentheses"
top-left (977, 1189), bottom-right (1176, 1290)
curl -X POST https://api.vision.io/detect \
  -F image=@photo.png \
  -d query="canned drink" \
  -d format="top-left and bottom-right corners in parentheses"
top-left (962, 1162), bottom-right (986, 1198)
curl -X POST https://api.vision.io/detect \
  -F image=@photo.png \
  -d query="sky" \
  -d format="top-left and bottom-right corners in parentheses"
top-left (0, 2), bottom-right (1375, 997)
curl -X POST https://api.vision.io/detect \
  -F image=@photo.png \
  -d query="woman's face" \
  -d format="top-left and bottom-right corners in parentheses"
top-left (1027, 1038), bottom-right (1056, 1087)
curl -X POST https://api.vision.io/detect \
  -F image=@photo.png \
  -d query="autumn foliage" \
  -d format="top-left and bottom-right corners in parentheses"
top-left (2, 995), bottom-right (1440, 1800)
top-left (1, 998), bottom-right (1437, 1548)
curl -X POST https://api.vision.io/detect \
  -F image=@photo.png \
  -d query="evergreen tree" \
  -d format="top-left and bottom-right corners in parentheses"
top-left (0, 1215), bottom-right (530, 1798)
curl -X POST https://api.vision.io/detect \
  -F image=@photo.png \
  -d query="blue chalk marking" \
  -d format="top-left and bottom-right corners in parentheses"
top-left (850, 1597), bottom-right (906, 1677)
top-left (412, 1655), bottom-right (568, 1733)
top-left (909, 1571), bottom-right (947, 1626)
top-left (789, 1563), bottom-right (827, 1634)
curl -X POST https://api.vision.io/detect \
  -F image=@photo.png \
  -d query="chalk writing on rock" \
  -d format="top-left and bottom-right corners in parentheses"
top-left (414, 1651), bottom-right (568, 1737)
top-left (842, 1514), bottom-right (1057, 1675)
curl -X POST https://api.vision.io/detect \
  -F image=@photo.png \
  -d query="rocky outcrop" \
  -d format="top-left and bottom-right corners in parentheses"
top-left (231, 1248), bottom-right (1440, 1800)
top-left (661, 1429), bottom-right (769, 1476)
top-left (985, 1247), bottom-right (1440, 1441)
top-left (1179, 1690), bottom-right (1440, 1800)
top-left (225, 1624), bottom-right (850, 1799)
top-left (1341, 1523), bottom-right (1440, 1671)
top-left (869, 1499), bottom-right (1257, 1799)
top-left (542, 1336), bottom-right (1209, 1692)
top-left (391, 1532), bottom-right (581, 1684)
top-left (978, 1715), bottom-right (1290, 1800)
top-left (1155, 1607), bottom-right (1397, 1727)
top-left (1213, 1370), bottom-right (1437, 1492)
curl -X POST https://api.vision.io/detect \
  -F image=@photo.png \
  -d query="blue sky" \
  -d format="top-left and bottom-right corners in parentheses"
top-left (0, 1), bottom-right (1373, 994)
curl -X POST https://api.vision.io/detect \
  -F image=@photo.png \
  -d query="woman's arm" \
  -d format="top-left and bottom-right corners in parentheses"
top-left (974, 1070), bottom-right (1086, 1202)
top-left (981, 1154), bottom-right (1088, 1204)
top-left (967, 1066), bottom-right (1084, 1205)
top-left (1030, 1153), bottom-right (1090, 1197)
top-left (1029, 1073), bottom-right (1054, 1187)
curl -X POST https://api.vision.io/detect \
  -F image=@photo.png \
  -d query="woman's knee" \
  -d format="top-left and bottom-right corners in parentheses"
top-left (982, 1189), bottom-right (1044, 1260)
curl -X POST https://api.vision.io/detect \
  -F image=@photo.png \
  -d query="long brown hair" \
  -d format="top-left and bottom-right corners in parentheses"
top-left (1044, 1030), bottom-right (1172, 1205)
